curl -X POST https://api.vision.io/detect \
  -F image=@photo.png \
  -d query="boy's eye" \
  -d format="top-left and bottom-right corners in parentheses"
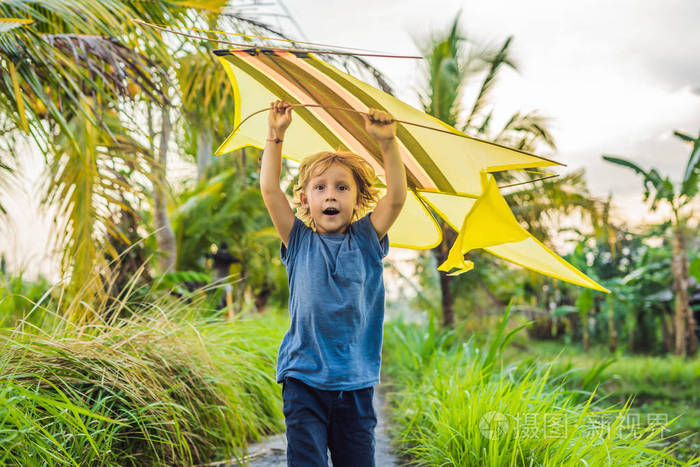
top-left (315, 185), bottom-right (324, 190)
top-left (339, 186), bottom-right (347, 191)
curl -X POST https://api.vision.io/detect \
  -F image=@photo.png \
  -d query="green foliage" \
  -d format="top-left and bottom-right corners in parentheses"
top-left (150, 270), bottom-right (213, 298)
top-left (563, 229), bottom-right (678, 353)
top-left (0, 273), bottom-right (52, 329)
top-left (416, 13), bottom-right (469, 127)
top-left (0, 293), bottom-right (289, 465)
top-left (690, 257), bottom-right (700, 283)
top-left (505, 341), bottom-right (700, 461)
top-left (177, 46), bottom-right (237, 154)
top-left (172, 152), bottom-right (289, 311)
top-left (676, 131), bottom-right (700, 199)
top-left (603, 130), bottom-right (699, 214)
top-left (382, 307), bottom-right (697, 466)
top-left (602, 156), bottom-right (676, 210)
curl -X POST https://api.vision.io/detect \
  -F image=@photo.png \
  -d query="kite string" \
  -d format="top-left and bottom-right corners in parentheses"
top-left (234, 103), bottom-right (479, 140)
top-left (135, 20), bottom-right (395, 55)
top-left (234, 104), bottom-right (565, 167)
top-left (499, 174), bottom-right (559, 189)
top-left (237, 104), bottom-right (560, 188)
top-left (131, 19), bottom-right (422, 59)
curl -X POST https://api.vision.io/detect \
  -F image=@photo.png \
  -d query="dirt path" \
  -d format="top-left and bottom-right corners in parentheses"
top-left (227, 386), bottom-right (400, 466)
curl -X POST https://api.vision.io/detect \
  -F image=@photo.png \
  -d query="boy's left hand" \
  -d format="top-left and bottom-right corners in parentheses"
top-left (363, 108), bottom-right (396, 142)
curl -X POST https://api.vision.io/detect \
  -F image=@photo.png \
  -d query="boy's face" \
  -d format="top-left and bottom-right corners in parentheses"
top-left (301, 162), bottom-right (360, 234)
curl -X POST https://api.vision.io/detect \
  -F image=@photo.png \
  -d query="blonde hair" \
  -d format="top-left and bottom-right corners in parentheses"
top-left (292, 151), bottom-right (382, 231)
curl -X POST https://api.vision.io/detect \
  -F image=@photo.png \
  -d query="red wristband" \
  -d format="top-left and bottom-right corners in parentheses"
top-left (266, 137), bottom-right (283, 143)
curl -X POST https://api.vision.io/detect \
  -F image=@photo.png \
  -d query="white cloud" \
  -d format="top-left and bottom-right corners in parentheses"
top-left (288, 0), bottom-right (700, 203)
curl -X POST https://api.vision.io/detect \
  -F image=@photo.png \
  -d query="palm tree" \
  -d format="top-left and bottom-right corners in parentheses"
top-left (603, 130), bottom-right (699, 356)
top-left (1, 2), bottom-right (170, 319)
top-left (415, 13), bottom-right (558, 327)
top-left (1, 0), bottom-right (398, 321)
top-left (0, 0), bottom-right (224, 319)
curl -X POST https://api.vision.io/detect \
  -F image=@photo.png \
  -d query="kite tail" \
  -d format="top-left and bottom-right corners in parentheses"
top-left (437, 257), bottom-right (475, 276)
top-left (437, 220), bottom-right (474, 276)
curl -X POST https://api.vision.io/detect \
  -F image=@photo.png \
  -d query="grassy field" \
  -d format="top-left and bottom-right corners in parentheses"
top-left (0, 296), bottom-right (289, 465)
top-left (501, 340), bottom-right (700, 463)
top-left (380, 308), bottom-right (700, 466)
top-left (2, 275), bottom-right (698, 466)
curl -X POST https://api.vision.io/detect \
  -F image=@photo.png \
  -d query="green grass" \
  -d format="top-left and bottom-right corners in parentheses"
top-left (0, 272), bottom-right (53, 329)
top-left (500, 340), bottom-right (700, 463)
top-left (0, 292), bottom-right (289, 465)
top-left (380, 307), bottom-right (699, 466)
top-left (5, 268), bottom-right (698, 465)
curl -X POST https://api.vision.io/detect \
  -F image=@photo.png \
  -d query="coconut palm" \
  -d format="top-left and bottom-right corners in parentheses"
top-left (0, 0), bottom-right (226, 319)
top-left (1, 2), bottom-right (169, 318)
top-left (603, 130), bottom-right (700, 356)
top-left (2, 0), bottom-right (393, 320)
top-left (415, 13), bottom-right (559, 327)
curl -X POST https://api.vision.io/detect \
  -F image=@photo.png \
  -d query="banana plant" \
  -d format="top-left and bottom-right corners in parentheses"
top-left (415, 12), bottom-right (564, 327)
top-left (172, 152), bottom-right (288, 314)
top-left (603, 130), bottom-right (700, 356)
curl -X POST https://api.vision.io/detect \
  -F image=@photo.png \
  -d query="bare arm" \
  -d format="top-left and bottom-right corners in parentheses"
top-left (363, 110), bottom-right (407, 242)
top-left (260, 101), bottom-right (295, 248)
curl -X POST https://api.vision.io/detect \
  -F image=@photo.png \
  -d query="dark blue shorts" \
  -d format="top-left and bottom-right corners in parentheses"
top-left (282, 376), bottom-right (377, 466)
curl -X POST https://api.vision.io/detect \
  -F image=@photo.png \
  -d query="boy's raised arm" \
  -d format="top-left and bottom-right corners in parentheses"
top-left (363, 109), bottom-right (407, 242)
top-left (260, 101), bottom-right (295, 248)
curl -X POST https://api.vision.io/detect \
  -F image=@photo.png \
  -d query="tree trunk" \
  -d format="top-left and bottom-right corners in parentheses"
top-left (681, 237), bottom-right (698, 357)
top-left (671, 227), bottom-right (695, 356)
top-left (431, 219), bottom-right (458, 328)
top-left (438, 268), bottom-right (455, 327)
top-left (149, 101), bottom-right (177, 273)
top-left (661, 309), bottom-right (673, 354)
top-left (582, 310), bottom-right (590, 352)
top-left (607, 298), bottom-right (618, 352)
top-left (196, 128), bottom-right (213, 182)
top-left (255, 287), bottom-right (271, 313)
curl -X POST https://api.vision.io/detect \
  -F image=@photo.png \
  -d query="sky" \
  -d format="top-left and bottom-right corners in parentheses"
top-left (283, 0), bottom-right (700, 218)
top-left (1, 0), bottom-right (699, 285)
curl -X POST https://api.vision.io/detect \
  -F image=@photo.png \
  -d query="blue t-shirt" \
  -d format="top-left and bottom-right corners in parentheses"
top-left (277, 211), bottom-right (389, 391)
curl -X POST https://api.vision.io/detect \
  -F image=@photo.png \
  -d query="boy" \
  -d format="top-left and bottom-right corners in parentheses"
top-left (260, 99), bottom-right (406, 466)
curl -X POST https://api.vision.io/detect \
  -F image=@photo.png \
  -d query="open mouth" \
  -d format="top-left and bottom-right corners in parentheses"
top-left (322, 208), bottom-right (340, 216)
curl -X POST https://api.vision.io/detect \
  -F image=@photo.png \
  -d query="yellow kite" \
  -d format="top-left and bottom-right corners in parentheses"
top-left (214, 47), bottom-right (608, 293)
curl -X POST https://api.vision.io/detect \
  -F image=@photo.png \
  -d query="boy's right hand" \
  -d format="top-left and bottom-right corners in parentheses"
top-left (268, 100), bottom-right (293, 138)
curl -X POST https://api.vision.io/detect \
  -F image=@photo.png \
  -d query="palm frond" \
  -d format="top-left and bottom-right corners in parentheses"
top-left (602, 155), bottom-right (676, 207)
top-left (679, 131), bottom-right (700, 199)
top-left (415, 13), bottom-right (469, 125)
top-left (0, 28), bottom-right (167, 149)
top-left (0, 17), bottom-right (33, 33)
top-left (177, 49), bottom-right (234, 134)
top-left (463, 36), bottom-right (516, 131)
top-left (494, 110), bottom-right (557, 152)
top-left (44, 104), bottom-right (156, 303)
